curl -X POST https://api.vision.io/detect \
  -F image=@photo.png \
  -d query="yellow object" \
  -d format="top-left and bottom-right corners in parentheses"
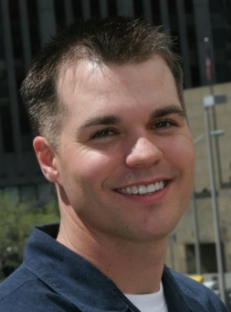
top-left (188, 275), bottom-right (203, 283)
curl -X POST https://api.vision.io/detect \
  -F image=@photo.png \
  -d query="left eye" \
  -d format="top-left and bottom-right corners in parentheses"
top-left (152, 119), bottom-right (176, 129)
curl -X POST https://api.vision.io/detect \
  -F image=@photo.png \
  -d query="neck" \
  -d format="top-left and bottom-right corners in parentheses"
top-left (97, 238), bottom-right (168, 294)
top-left (57, 213), bottom-right (168, 294)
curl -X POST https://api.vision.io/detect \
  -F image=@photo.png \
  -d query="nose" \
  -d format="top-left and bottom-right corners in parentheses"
top-left (125, 136), bottom-right (163, 168)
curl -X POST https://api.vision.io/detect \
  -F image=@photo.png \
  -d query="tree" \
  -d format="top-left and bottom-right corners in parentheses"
top-left (0, 193), bottom-right (59, 275)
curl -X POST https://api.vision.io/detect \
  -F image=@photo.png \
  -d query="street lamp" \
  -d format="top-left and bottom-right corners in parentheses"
top-left (203, 95), bottom-right (226, 305)
top-left (191, 134), bottom-right (207, 276)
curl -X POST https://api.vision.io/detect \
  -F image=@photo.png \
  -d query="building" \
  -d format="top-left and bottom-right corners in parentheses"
top-left (166, 82), bottom-right (231, 275)
top-left (0, 0), bottom-right (231, 274)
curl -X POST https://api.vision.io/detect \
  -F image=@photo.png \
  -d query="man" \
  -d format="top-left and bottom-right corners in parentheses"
top-left (0, 16), bottom-right (228, 312)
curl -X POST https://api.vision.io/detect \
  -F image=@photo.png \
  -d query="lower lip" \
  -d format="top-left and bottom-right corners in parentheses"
top-left (114, 182), bottom-right (171, 204)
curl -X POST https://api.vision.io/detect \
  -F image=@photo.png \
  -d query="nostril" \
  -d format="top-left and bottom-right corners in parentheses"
top-left (125, 140), bottom-right (163, 168)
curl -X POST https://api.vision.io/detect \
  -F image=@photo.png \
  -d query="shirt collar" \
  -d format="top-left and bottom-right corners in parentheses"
top-left (23, 224), bottom-right (138, 312)
top-left (162, 267), bottom-right (191, 312)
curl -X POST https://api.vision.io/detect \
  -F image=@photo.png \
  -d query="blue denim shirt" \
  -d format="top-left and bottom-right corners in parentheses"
top-left (0, 224), bottom-right (228, 312)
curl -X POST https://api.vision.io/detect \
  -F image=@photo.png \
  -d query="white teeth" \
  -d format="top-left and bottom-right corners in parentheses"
top-left (118, 181), bottom-right (165, 195)
top-left (131, 186), bottom-right (138, 194)
top-left (138, 185), bottom-right (147, 194)
top-left (126, 187), bottom-right (132, 194)
top-left (155, 182), bottom-right (160, 191)
top-left (147, 184), bottom-right (155, 193)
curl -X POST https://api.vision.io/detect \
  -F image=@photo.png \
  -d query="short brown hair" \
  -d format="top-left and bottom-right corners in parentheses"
top-left (21, 16), bottom-right (184, 147)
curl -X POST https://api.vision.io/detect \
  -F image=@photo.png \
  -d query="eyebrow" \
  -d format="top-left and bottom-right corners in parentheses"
top-left (151, 105), bottom-right (187, 119)
top-left (77, 115), bottom-right (121, 133)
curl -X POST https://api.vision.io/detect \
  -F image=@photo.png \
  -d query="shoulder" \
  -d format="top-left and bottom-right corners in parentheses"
top-left (0, 265), bottom-right (79, 312)
top-left (163, 266), bottom-right (228, 311)
top-left (0, 266), bottom-right (44, 311)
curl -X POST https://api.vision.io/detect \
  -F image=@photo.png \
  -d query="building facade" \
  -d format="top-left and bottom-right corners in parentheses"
top-left (166, 81), bottom-right (231, 275)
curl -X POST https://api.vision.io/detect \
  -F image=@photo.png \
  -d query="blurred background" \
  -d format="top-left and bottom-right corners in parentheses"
top-left (0, 0), bottom-right (231, 308)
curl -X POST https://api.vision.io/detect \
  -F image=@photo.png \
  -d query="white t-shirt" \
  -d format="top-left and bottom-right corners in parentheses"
top-left (124, 282), bottom-right (168, 312)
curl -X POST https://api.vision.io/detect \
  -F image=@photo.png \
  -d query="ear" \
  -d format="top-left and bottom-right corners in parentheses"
top-left (33, 136), bottom-right (59, 183)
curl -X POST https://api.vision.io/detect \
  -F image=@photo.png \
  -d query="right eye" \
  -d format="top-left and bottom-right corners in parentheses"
top-left (91, 128), bottom-right (117, 140)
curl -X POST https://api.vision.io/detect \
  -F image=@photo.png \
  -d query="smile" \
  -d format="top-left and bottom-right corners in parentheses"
top-left (117, 181), bottom-right (165, 195)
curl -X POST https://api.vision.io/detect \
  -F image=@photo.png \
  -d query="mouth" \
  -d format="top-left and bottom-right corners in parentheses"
top-left (116, 181), bottom-right (167, 195)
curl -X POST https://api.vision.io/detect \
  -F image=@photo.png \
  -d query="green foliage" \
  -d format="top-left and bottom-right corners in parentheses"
top-left (0, 193), bottom-right (59, 264)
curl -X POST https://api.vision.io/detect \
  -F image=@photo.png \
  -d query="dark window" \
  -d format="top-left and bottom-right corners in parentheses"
top-left (54, 0), bottom-right (66, 29)
top-left (1, 106), bottom-right (14, 153)
top-left (90, 0), bottom-right (100, 17)
top-left (133, 0), bottom-right (144, 18)
top-left (27, 0), bottom-right (40, 54)
top-left (72, 0), bottom-right (83, 20)
top-left (186, 0), bottom-right (200, 87)
top-left (168, 0), bottom-right (178, 34)
top-left (186, 243), bottom-right (226, 274)
top-left (107, 0), bottom-right (117, 17)
top-left (150, 0), bottom-right (161, 25)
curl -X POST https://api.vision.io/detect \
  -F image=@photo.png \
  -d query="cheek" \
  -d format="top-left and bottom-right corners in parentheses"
top-left (72, 149), bottom-right (121, 183)
top-left (164, 136), bottom-right (195, 169)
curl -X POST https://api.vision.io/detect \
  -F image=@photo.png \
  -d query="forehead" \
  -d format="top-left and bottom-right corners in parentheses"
top-left (56, 57), bottom-right (181, 116)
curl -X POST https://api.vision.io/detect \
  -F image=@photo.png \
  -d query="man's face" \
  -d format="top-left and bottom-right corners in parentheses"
top-left (51, 57), bottom-right (195, 242)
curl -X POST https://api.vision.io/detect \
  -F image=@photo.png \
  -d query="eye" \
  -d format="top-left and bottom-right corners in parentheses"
top-left (91, 128), bottom-right (117, 140)
top-left (152, 119), bottom-right (177, 129)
